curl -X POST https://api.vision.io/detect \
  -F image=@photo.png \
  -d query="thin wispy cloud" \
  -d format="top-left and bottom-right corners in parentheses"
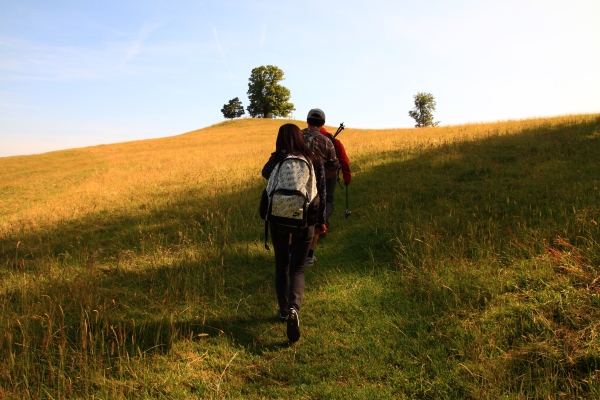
top-left (210, 22), bottom-right (232, 80)
top-left (0, 29), bottom-right (204, 82)
top-left (120, 21), bottom-right (164, 66)
top-left (0, 36), bottom-right (114, 81)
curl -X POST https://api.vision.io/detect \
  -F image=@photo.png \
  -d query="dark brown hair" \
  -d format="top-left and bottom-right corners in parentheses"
top-left (275, 123), bottom-right (318, 164)
top-left (307, 117), bottom-right (325, 127)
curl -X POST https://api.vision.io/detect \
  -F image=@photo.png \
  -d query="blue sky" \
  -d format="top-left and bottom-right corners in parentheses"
top-left (1, 0), bottom-right (599, 157)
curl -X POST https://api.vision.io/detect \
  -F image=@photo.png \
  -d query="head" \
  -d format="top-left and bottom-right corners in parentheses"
top-left (307, 108), bottom-right (325, 128)
top-left (275, 123), bottom-right (315, 161)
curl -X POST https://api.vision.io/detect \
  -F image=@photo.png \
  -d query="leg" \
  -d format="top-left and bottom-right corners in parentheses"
top-left (270, 223), bottom-right (292, 314)
top-left (309, 233), bottom-right (319, 251)
top-left (287, 225), bottom-right (314, 312)
top-left (307, 175), bottom-right (336, 262)
top-left (325, 175), bottom-right (336, 225)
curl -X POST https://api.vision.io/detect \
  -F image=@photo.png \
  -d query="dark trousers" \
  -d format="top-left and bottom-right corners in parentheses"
top-left (270, 222), bottom-right (315, 313)
top-left (325, 175), bottom-right (337, 224)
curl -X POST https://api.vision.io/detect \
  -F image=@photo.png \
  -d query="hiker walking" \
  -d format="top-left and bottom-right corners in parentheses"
top-left (261, 123), bottom-right (327, 343)
top-left (302, 108), bottom-right (340, 266)
top-left (319, 125), bottom-right (352, 222)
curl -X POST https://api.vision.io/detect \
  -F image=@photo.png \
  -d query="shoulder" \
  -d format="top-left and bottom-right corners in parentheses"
top-left (313, 134), bottom-right (329, 144)
top-left (317, 134), bottom-right (335, 149)
top-left (284, 154), bottom-right (312, 167)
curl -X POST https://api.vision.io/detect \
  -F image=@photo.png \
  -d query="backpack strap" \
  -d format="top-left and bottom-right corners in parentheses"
top-left (263, 158), bottom-right (286, 251)
top-left (325, 133), bottom-right (336, 145)
top-left (304, 132), bottom-right (315, 150)
top-left (266, 157), bottom-right (285, 198)
top-left (264, 219), bottom-right (270, 250)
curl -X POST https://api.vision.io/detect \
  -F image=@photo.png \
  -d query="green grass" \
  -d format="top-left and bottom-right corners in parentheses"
top-left (1, 115), bottom-right (600, 398)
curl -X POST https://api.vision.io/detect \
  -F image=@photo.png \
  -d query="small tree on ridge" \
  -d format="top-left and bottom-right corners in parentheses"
top-left (408, 92), bottom-right (440, 127)
top-left (221, 97), bottom-right (245, 119)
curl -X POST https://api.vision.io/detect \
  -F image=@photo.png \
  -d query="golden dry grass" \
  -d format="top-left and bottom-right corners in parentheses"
top-left (1, 113), bottom-right (600, 398)
top-left (1, 114), bottom-right (596, 238)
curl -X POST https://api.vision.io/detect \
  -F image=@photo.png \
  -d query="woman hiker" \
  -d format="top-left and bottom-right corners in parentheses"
top-left (261, 123), bottom-right (327, 343)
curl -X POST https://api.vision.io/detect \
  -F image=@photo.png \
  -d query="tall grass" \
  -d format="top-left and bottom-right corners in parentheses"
top-left (1, 114), bottom-right (599, 398)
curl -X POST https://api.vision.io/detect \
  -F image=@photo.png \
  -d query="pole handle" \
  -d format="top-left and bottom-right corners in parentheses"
top-left (333, 122), bottom-right (345, 138)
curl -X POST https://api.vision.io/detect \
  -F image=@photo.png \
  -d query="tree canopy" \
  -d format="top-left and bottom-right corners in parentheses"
top-left (408, 92), bottom-right (440, 127)
top-left (221, 97), bottom-right (245, 119)
top-left (246, 65), bottom-right (295, 118)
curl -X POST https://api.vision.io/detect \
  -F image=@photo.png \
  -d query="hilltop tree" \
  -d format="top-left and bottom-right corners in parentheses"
top-left (221, 97), bottom-right (245, 119)
top-left (408, 92), bottom-right (440, 127)
top-left (246, 65), bottom-right (295, 118)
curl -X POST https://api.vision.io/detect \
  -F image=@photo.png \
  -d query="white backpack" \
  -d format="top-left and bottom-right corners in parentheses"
top-left (260, 155), bottom-right (319, 249)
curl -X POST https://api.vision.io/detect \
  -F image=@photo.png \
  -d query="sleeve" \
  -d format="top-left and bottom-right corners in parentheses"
top-left (315, 160), bottom-right (327, 226)
top-left (324, 139), bottom-right (341, 173)
top-left (334, 140), bottom-right (351, 184)
top-left (261, 153), bottom-right (278, 180)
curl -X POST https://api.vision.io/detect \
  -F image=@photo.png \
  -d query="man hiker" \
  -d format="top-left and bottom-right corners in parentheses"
top-left (302, 108), bottom-right (340, 265)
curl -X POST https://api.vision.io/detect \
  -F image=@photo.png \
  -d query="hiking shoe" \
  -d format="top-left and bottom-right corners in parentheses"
top-left (305, 255), bottom-right (317, 266)
top-left (286, 308), bottom-right (300, 343)
top-left (278, 309), bottom-right (287, 323)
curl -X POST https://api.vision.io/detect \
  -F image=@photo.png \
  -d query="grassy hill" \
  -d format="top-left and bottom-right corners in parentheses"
top-left (1, 115), bottom-right (600, 398)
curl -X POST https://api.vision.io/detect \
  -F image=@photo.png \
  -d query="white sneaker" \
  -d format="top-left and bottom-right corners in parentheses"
top-left (305, 255), bottom-right (317, 266)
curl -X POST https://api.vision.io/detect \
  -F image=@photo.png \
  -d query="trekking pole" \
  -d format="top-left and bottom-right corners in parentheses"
top-left (333, 122), bottom-right (345, 138)
top-left (345, 185), bottom-right (351, 218)
top-left (332, 121), bottom-right (349, 217)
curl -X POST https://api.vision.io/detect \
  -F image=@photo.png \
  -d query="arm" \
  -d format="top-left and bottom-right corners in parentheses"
top-left (334, 140), bottom-right (351, 185)
top-left (315, 160), bottom-right (327, 227)
top-left (261, 152), bottom-right (279, 180)
top-left (324, 139), bottom-right (341, 177)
